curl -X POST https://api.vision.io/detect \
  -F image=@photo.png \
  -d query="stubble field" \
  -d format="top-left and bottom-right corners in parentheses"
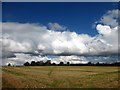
top-left (2, 66), bottom-right (119, 88)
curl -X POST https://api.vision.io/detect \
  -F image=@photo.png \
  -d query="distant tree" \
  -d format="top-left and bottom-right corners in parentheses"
top-left (40, 61), bottom-right (44, 66)
top-left (88, 62), bottom-right (92, 65)
top-left (52, 63), bottom-right (56, 66)
top-left (31, 61), bottom-right (36, 66)
top-left (59, 62), bottom-right (64, 66)
top-left (113, 61), bottom-right (120, 66)
top-left (67, 62), bottom-right (70, 66)
top-left (96, 62), bottom-right (100, 65)
top-left (45, 60), bottom-right (51, 66)
top-left (8, 63), bottom-right (11, 66)
top-left (24, 62), bottom-right (30, 66)
top-left (36, 61), bottom-right (40, 66)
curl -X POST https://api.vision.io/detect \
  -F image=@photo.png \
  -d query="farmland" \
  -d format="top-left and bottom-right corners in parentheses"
top-left (2, 66), bottom-right (119, 88)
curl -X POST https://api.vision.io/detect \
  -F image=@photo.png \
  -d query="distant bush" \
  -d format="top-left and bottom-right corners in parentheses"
top-left (45, 60), bottom-right (51, 66)
top-left (31, 61), bottom-right (36, 66)
top-left (59, 62), bottom-right (64, 66)
top-left (24, 62), bottom-right (30, 66)
top-left (8, 63), bottom-right (11, 66)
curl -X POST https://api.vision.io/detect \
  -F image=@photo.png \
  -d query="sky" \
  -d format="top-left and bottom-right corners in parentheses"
top-left (2, 2), bottom-right (118, 36)
top-left (1, 2), bottom-right (119, 65)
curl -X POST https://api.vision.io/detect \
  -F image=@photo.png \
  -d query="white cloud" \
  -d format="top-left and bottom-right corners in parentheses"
top-left (48, 22), bottom-right (67, 30)
top-left (2, 38), bottom-right (32, 52)
top-left (1, 22), bottom-right (118, 55)
top-left (96, 24), bottom-right (112, 35)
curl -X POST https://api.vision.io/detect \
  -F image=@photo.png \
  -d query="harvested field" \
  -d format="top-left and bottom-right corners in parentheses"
top-left (2, 66), bottom-right (119, 88)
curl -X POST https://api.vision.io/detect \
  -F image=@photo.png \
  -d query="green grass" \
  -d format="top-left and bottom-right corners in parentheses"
top-left (2, 66), bottom-right (119, 88)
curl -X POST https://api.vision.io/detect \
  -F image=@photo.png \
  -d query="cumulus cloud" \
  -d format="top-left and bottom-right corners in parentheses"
top-left (1, 23), bottom-right (118, 54)
top-left (2, 38), bottom-right (32, 52)
top-left (1, 9), bottom-right (119, 65)
top-left (96, 24), bottom-right (112, 35)
top-left (48, 22), bottom-right (67, 30)
top-left (1, 22), bottom-right (93, 55)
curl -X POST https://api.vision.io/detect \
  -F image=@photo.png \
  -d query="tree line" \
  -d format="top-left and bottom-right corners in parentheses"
top-left (20, 60), bottom-right (120, 66)
top-left (7, 60), bottom-right (120, 66)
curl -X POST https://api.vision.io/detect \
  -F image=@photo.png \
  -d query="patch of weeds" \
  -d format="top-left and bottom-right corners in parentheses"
top-left (48, 70), bottom-right (53, 76)
top-left (48, 80), bottom-right (61, 88)
top-left (73, 83), bottom-right (83, 88)
top-left (48, 68), bottom-right (54, 76)
top-left (82, 70), bottom-right (93, 72)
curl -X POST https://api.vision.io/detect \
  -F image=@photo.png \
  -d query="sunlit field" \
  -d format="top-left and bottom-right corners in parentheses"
top-left (2, 66), bottom-right (119, 88)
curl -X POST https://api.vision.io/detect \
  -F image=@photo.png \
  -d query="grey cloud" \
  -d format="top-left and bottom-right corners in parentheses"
top-left (99, 9), bottom-right (119, 28)
top-left (3, 53), bottom-right (118, 66)
top-left (48, 22), bottom-right (67, 30)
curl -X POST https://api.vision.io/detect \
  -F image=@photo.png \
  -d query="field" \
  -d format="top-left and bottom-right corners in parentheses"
top-left (2, 66), bottom-right (119, 88)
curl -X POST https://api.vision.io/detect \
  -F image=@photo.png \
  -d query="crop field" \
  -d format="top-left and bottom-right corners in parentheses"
top-left (2, 66), bottom-right (120, 88)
